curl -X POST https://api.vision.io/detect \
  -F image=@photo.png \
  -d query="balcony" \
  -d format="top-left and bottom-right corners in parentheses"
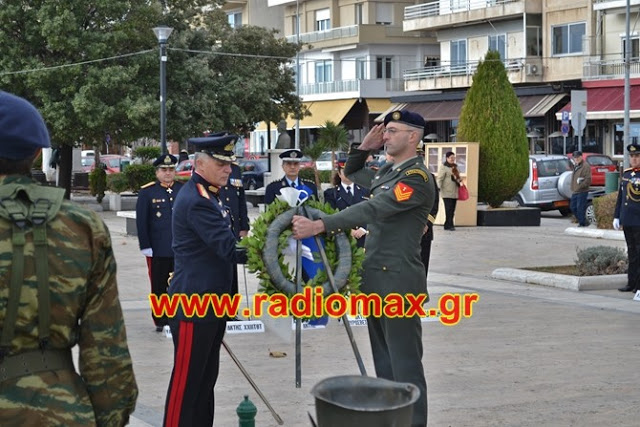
top-left (593, 0), bottom-right (640, 13)
top-left (286, 24), bottom-right (428, 50)
top-left (403, 58), bottom-right (542, 91)
top-left (583, 58), bottom-right (640, 80)
top-left (403, 0), bottom-right (538, 33)
top-left (299, 78), bottom-right (405, 101)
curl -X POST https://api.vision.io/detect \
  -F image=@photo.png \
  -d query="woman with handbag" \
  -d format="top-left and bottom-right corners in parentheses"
top-left (437, 151), bottom-right (464, 230)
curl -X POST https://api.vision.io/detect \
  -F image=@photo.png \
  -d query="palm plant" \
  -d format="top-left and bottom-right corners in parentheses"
top-left (316, 121), bottom-right (349, 182)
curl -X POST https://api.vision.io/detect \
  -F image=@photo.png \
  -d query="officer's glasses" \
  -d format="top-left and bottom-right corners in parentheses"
top-left (383, 128), bottom-right (414, 135)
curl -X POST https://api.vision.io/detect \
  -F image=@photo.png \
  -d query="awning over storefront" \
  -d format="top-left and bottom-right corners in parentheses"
top-left (255, 99), bottom-right (357, 131)
top-left (365, 98), bottom-right (392, 113)
top-left (375, 94), bottom-right (566, 122)
top-left (556, 85), bottom-right (640, 120)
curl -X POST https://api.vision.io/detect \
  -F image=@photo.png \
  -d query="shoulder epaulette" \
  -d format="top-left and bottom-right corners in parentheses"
top-left (624, 167), bottom-right (635, 172)
top-left (140, 181), bottom-right (155, 189)
top-left (196, 183), bottom-right (210, 199)
top-left (405, 168), bottom-right (429, 182)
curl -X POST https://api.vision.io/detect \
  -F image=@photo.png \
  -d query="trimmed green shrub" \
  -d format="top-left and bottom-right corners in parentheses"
top-left (134, 146), bottom-right (161, 163)
top-left (89, 167), bottom-right (107, 203)
top-left (575, 246), bottom-right (627, 276)
top-left (124, 164), bottom-right (156, 192)
top-left (457, 50), bottom-right (529, 207)
top-left (107, 173), bottom-right (130, 194)
top-left (299, 167), bottom-right (330, 183)
top-left (593, 191), bottom-right (618, 229)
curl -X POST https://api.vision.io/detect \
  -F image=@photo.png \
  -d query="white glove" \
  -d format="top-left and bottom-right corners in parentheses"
top-left (613, 218), bottom-right (620, 230)
top-left (141, 248), bottom-right (153, 257)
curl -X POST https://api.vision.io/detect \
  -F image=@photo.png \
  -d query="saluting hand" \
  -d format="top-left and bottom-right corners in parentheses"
top-left (359, 124), bottom-right (386, 151)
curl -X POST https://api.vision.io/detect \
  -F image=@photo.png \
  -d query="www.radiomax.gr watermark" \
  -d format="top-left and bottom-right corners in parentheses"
top-left (149, 287), bottom-right (479, 326)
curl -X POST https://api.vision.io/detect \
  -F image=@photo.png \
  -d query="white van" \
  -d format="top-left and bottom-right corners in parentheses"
top-left (81, 150), bottom-right (95, 157)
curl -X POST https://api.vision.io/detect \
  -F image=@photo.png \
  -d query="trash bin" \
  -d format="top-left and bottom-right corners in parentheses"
top-left (605, 171), bottom-right (619, 194)
top-left (311, 375), bottom-right (420, 427)
top-left (120, 159), bottom-right (131, 173)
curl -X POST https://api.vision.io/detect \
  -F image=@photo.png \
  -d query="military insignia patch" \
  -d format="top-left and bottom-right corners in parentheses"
top-left (197, 183), bottom-right (210, 199)
top-left (394, 182), bottom-right (414, 202)
top-left (392, 111), bottom-right (402, 120)
top-left (405, 169), bottom-right (428, 182)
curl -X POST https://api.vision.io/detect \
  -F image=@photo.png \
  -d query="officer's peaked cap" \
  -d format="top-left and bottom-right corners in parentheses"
top-left (383, 110), bottom-right (426, 130)
top-left (279, 149), bottom-right (303, 162)
top-left (627, 143), bottom-right (640, 154)
top-left (188, 132), bottom-right (237, 162)
top-left (153, 154), bottom-right (178, 168)
top-left (0, 91), bottom-right (50, 160)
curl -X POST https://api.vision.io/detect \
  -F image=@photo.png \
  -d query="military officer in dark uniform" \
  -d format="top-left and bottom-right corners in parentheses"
top-left (136, 154), bottom-right (183, 335)
top-left (163, 134), bottom-right (238, 427)
top-left (264, 149), bottom-right (317, 204)
top-left (292, 110), bottom-right (436, 427)
top-left (614, 143), bottom-right (640, 294)
top-left (323, 162), bottom-right (370, 248)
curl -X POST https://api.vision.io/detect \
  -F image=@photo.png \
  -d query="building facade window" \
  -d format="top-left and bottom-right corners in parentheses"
top-left (527, 26), bottom-right (542, 56)
top-left (552, 22), bottom-right (585, 55)
top-left (489, 34), bottom-right (506, 60)
top-left (292, 14), bottom-right (299, 36)
top-left (227, 12), bottom-right (242, 29)
top-left (450, 40), bottom-right (467, 67)
top-left (614, 123), bottom-right (640, 156)
top-left (622, 36), bottom-right (640, 60)
top-left (356, 58), bottom-right (367, 79)
top-left (376, 56), bottom-right (392, 78)
top-left (355, 3), bottom-right (364, 25)
top-left (375, 3), bottom-right (392, 25)
top-left (315, 8), bottom-right (330, 31)
top-left (315, 60), bottom-right (332, 82)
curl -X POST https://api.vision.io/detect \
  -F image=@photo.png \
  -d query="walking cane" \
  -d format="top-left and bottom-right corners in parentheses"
top-left (222, 340), bottom-right (284, 425)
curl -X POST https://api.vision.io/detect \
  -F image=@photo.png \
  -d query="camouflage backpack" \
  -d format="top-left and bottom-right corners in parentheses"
top-left (0, 180), bottom-right (66, 374)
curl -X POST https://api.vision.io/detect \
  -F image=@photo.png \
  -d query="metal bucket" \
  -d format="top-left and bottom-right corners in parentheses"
top-left (311, 375), bottom-right (420, 427)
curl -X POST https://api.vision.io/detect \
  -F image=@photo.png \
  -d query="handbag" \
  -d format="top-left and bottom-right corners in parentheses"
top-left (458, 184), bottom-right (469, 201)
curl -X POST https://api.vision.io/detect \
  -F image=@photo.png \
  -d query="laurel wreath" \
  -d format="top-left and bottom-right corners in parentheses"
top-left (239, 198), bottom-right (364, 297)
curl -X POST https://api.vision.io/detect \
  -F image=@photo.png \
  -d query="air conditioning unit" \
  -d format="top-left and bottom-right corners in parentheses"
top-left (526, 64), bottom-right (539, 76)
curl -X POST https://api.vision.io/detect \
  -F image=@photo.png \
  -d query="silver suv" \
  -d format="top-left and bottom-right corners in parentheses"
top-left (516, 155), bottom-right (573, 215)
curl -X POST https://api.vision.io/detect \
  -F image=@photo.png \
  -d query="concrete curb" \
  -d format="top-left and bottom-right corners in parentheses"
top-left (491, 268), bottom-right (627, 291)
top-left (564, 226), bottom-right (625, 241)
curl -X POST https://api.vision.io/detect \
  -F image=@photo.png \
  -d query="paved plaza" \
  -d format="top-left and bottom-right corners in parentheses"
top-left (96, 206), bottom-right (640, 427)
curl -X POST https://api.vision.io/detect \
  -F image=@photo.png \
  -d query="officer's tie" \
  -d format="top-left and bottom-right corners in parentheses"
top-left (291, 181), bottom-right (297, 189)
top-left (346, 185), bottom-right (352, 197)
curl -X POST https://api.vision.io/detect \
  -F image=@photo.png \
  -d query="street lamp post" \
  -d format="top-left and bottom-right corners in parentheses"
top-left (153, 26), bottom-right (173, 155)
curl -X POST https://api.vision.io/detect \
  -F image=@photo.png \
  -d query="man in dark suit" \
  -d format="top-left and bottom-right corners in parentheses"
top-left (136, 153), bottom-right (183, 335)
top-left (264, 149), bottom-right (317, 204)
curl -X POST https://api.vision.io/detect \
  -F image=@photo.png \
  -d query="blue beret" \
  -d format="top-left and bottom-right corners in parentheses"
top-left (153, 154), bottom-right (177, 168)
top-left (279, 149), bottom-right (303, 162)
top-left (188, 132), bottom-right (237, 162)
top-left (383, 110), bottom-right (426, 130)
top-left (0, 91), bottom-right (50, 159)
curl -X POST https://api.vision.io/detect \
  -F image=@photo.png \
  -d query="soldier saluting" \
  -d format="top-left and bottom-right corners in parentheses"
top-left (292, 110), bottom-right (436, 427)
top-left (614, 143), bottom-right (640, 294)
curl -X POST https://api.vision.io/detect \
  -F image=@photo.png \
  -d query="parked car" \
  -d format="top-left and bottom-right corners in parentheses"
top-left (567, 152), bottom-right (618, 186)
top-left (175, 159), bottom-right (195, 177)
top-left (515, 154), bottom-right (574, 215)
top-left (239, 158), bottom-right (268, 190)
top-left (81, 155), bottom-right (129, 174)
top-left (316, 151), bottom-right (347, 171)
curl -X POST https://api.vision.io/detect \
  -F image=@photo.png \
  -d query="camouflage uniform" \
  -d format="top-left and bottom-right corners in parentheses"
top-left (0, 175), bottom-right (138, 426)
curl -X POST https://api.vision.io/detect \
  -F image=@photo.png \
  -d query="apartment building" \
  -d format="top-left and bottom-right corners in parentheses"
top-left (250, 0), bottom-right (438, 152)
top-left (398, 0), bottom-right (639, 159)
top-left (220, 0), bottom-right (285, 31)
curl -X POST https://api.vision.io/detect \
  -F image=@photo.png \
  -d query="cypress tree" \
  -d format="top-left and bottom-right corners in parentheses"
top-left (457, 50), bottom-right (529, 208)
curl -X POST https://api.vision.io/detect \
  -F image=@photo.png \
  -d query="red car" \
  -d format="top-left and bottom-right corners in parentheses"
top-left (81, 155), bottom-right (128, 174)
top-left (175, 159), bottom-right (195, 177)
top-left (567, 153), bottom-right (618, 186)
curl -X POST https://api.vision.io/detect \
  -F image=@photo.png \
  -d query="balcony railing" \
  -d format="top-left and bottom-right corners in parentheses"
top-left (286, 25), bottom-right (358, 44)
top-left (299, 78), bottom-right (405, 96)
top-left (583, 58), bottom-right (640, 80)
top-left (404, 59), bottom-right (524, 81)
top-left (405, 0), bottom-right (518, 20)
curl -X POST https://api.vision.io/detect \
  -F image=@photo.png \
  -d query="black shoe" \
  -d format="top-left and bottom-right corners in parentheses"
top-left (618, 285), bottom-right (635, 292)
top-left (155, 325), bottom-right (163, 332)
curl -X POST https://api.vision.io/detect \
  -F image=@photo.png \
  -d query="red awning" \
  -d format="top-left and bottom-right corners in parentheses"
top-left (558, 85), bottom-right (640, 119)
